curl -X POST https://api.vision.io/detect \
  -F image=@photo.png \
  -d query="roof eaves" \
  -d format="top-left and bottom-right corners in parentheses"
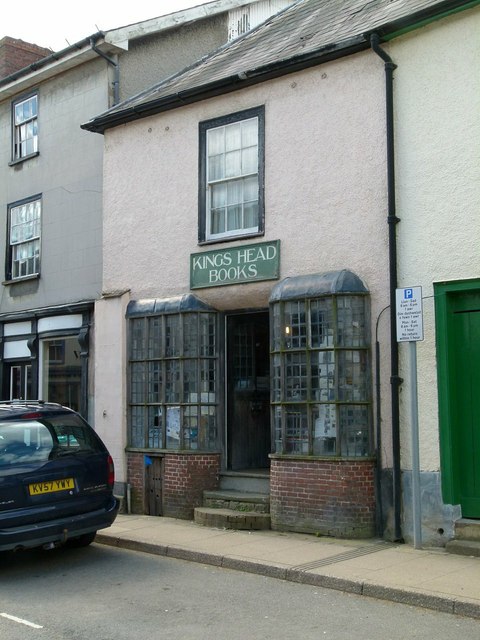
top-left (0, 32), bottom-right (105, 89)
top-left (81, 34), bottom-right (368, 134)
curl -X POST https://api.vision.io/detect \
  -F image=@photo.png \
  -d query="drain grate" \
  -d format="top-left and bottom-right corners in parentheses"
top-left (292, 541), bottom-right (397, 571)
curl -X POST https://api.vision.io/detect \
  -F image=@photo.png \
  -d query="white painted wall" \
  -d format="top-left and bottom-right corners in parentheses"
top-left (94, 293), bottom-right (130, 483)
top-left (391, 7), bottom-right (480, 473)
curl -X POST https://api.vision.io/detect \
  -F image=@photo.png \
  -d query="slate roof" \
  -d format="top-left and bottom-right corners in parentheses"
top-left (82, 0), bottom-right (471, 133)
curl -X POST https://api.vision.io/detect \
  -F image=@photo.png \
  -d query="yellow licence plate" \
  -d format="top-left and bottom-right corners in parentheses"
top-left (28, 478), bottom-right (75, 496)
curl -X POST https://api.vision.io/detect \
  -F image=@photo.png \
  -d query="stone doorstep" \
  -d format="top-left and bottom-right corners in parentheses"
top-left (445, 539), bottom-right (480, 557)
top-left (446, 519), bottom-right (480, 557)
top-left (203, 489), bottom-right (270, 514)
top-left (194, 507), bottom-right (271, 530)
top-left (453, 518), bottom-right (480, 541)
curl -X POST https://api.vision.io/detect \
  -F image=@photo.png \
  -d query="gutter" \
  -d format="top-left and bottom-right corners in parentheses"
top-left (0, 32), bottom-right (105, 90)
top-left (370, 33), bottom-right (403, 543)
top-left (90, 39), bottom-right (120, 105)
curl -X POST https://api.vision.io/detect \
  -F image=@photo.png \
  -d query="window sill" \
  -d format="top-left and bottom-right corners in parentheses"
top-left (3, 273), bottom-right (40, 286)
top-left (8, 151), bottom-right (40, 166)
top-left (199, 230), bottom-right (264, 247)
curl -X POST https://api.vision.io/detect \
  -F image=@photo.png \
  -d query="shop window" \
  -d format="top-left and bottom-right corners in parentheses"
top-left (40, 337), bottom-right (82, 412)
top-left (127, 296), bottom-right (218, 451)
top-left (270, 271), bottom-right (371, 457)
top-left (199, 106), bottom-right (265, 243)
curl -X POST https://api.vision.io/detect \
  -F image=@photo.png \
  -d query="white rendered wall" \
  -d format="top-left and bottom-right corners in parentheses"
top-left (93, 293), bottom-right (130, 484)
top-left (391, 7), bottom-right (480, 473)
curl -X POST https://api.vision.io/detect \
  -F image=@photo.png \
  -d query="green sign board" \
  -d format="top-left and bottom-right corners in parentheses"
top-left (190, 240), bottom-right (280, 289)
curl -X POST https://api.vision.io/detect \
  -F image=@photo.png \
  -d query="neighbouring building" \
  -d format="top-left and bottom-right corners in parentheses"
top-left (0, 1), bottom-right (288, 484)
top-left (83, 0), bottom-right (480, 545)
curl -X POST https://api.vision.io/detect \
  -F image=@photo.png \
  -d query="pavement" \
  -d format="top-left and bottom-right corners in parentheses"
top-left (96, 514), bottom-right (480, 621)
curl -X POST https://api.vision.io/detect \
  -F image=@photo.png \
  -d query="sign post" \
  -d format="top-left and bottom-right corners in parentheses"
top-left (396, 286), bottom-right (423, 549)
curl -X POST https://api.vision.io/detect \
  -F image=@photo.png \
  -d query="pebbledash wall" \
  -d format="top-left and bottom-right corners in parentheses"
top-left (95, 50), bottom-right (390, 538)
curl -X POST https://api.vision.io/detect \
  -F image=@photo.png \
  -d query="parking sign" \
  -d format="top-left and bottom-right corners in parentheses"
top-left (396, 286), bottom-right (424, 342)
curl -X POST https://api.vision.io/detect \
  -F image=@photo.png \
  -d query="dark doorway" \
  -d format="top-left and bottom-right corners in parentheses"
top-left (3, 362), bottom-right (33, 400)
top-left (226, 312), bottom-right (270, 470)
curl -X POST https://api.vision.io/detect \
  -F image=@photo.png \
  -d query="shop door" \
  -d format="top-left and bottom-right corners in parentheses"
top-left (4, 363), bottom-right (33, 400)
top-left (227, 312), bottom-right (270, 470)
top-left (448, 291), bottom-right (480, 517)
top-left (146, 457), bottom-right (163, 516)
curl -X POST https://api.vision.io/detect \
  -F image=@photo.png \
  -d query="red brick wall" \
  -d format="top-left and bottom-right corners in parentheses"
top-left (127, 452), bottom-right (220, 518)
top-left (270, 457), bottom-right (376, 538)
top-left (127, 452), bottom-right (146, 514)
top-left (0, 37), bottom-right (51, 80)
top-left (163, 453), bottom-right (221, 519)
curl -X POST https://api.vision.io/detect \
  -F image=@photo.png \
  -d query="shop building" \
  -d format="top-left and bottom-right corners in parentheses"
top-left (83, 0), bottom-right (480, 544)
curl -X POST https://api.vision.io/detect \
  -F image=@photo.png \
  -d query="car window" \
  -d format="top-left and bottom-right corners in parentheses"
top-left (0, 413), bottom-right (104, 473)
top-left (0, 421), bottom-right (53, 468)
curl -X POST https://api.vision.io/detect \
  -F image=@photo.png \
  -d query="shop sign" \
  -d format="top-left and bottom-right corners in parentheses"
top-left (190, 240), bottom-right (280, 289)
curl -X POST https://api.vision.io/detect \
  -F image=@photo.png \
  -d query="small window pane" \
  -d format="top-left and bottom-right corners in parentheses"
top-left (131, 406), bottom-right (145, 448)
top-left (207, 127), bottom-right (224, 156)
top-left (148, 362), bottom-right (162, 403)
top-left (338, 350), bottom-right (368, 401)
top-left (225, 150), bottom-right (241, 177)
top-left (285, 352), bottom-right (307, 400)
top-left (211, 208), bottom-right (225, 234)
top-left (284, 301), bottom-right (307, 349)
top-left (165, 361), bottom-right (180, 402)
top-left (337, 296), bottom-right (367, 347)
top-left (131, 319), bottom-right (146, 359)
top-left (226, 205), bottom-right (242, 231)
top-left (241, 146), bottom-right (257, 174)
top-left (285, 405), bottom-right (308, 454)
top-left (148, 317), bottom-right (162, 358)
top-left (212, 183), bottom-right (226, 208)
top-left (310, 299), bottom-right (334, 348)
top-left (199, 314), bottom-right (216, 356)
top-left (208, 154), bottom-right (224, 181)
top-left (312, 404), bottom-right (337, 455)
top-left (241, 118), bottom-right (258, 146)
top-left (243, 175), bottom-right (258, 201)
top-left (340, 405), bottom-right (369, 456)
top-left (148, 406), bottom-right (163, 448)
top-left (311, 350), bottom-right (335, 401)
top-left (183, 360), bottom-right (198, 402)
top-left (165, 316), bottom-right (180, 357)
top-left (131, 362), bottom-right (146, 403)
top-left (225, 122), bottom-right (242, 151)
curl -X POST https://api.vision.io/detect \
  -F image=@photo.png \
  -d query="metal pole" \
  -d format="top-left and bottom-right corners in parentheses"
top-left (410, 340), bottom-right (422, 548)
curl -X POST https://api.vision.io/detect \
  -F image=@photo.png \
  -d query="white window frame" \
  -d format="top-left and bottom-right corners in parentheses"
top-left (7, 196), bottom-right (41, 281)
top-left (12, 94), bottom-right (38, 161)
top-left (199, 106), bottom-right (264, 244)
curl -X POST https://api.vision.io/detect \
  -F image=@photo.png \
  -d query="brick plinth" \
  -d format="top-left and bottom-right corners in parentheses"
top-left (163, 453), bottom-right (221, 519)
top-left (127, 451), bottom-right (221, 518)
top-left (270, 457), bottom-right (376, 538)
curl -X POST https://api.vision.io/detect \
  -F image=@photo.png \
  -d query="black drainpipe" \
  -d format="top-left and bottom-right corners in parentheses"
top-left (370, 33), bottom-right (403, 542)
top-left (90, 40), bottom-right (119, 105)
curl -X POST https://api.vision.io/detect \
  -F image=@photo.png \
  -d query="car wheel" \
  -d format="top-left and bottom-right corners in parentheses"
top-left (64, 532), bottom-right (96, 548)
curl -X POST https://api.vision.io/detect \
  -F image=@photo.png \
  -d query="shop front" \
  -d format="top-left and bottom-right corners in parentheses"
top-left (0, 302), bottom-right (93, 418)
top-left (124, 260), bottom-right (376, 538)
